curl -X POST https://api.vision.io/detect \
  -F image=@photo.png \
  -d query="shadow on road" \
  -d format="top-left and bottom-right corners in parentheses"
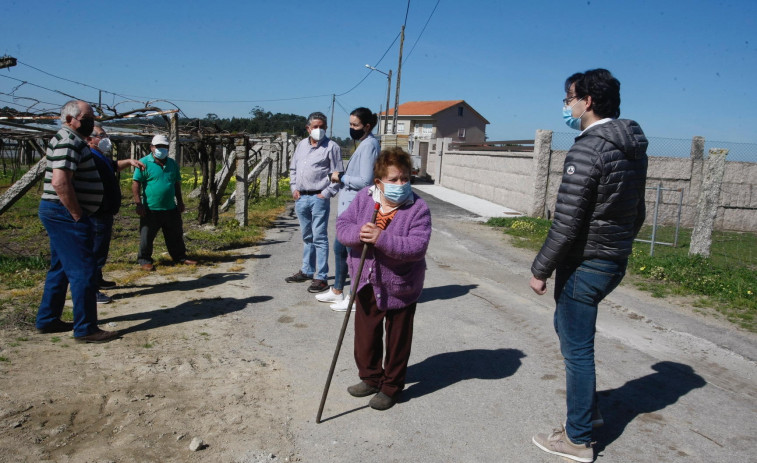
top-left (403, 348), bottom-right (525, 401)
top-left (103, 295), bottom-right (271, 335)
top-left (419, 284), bottom-right (478, 303)
top-left (595, 361), bottom-right (707, 452)
top-left (114, 272), bottom-right (247, 299)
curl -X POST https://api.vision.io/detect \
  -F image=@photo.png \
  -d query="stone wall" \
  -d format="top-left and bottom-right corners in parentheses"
top-left (424, 134), bottom-right (757, 232)
top-left (425, 138), bottom-right (536, 214)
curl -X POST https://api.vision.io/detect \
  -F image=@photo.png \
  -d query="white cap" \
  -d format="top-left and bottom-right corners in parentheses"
top-left (151, 134), bottom-right (170, 146)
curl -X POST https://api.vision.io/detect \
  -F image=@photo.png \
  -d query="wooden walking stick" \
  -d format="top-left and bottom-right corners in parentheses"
top-left (316, 201), bottom-right (381, 423)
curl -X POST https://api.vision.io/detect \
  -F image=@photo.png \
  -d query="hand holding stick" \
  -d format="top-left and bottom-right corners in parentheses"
top-left (316, 201), bottom-right (381, 423)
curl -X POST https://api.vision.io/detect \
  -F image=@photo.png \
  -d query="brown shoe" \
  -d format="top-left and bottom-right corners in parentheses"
top-left (369, 391), bottom-right (396, 410)
top-left (285, 270), bottom-right (313, 283)
top-left (74, 328), bottom-right (121, 344)
top-left (141, 263), bottom-right (155, 271)
top-left (307, 279), bottom-right (328, 293)
top-left (180, 259), bottom-right (197, 265)
top-left (347, 381), bottom-right (380, 397)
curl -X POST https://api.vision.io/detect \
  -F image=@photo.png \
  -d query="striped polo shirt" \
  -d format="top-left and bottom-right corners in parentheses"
top-left (42, 126), bottom-right (103, 214)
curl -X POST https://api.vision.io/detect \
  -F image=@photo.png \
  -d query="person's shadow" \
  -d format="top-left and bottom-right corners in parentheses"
top-left (102, 295), bottom-right (271, 335)
top-left (113, 272), bottom-right (248, 299)
top-left (402, 348), bottom-right (525, 401)
top-left (594, 361), bottom-right (706, 452)
top-left (419, 284), bottom-right (478, 303)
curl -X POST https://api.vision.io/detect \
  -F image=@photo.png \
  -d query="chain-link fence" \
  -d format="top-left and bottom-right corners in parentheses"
top-left (551, 131), bottom-right (757, 163)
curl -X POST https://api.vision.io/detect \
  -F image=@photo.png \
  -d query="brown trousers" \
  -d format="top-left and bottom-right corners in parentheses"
top-left (354, 285), bottom-right (417, 398)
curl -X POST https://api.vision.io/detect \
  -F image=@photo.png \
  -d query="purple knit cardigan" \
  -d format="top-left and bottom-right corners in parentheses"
top-left (336, 187), bottom-right (432, 310)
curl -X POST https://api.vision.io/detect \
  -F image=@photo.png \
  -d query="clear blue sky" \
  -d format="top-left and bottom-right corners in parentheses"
top-left (2, 0), bottom-right (755, 143)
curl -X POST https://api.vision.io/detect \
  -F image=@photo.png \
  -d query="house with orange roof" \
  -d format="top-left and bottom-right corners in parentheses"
top-left (379, 100), bottom-right (489, 166)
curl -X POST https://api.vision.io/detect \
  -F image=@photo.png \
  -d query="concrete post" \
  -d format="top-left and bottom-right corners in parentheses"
top-left (529, 129), bottom-right (553, 218)
top-left (235, 137), bottom-right (249, 226)
top-left (281, 132), bottom-right (289, 169)
top-left (689, 148), bottom-right (728, 257)
top-left (168, 113), bottom-right (178, 162)
top-left (435, 137), bottom-right (451, 186)
top-left (690, 136), bottom-right (705, 161)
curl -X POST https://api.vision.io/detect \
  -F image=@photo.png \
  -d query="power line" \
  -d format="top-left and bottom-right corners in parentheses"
top-left (403, 0), bottom-right (440, 66)
top-left (404, 0), bottom-right (411, 27)
top-left (336, 31), bottom-right (401, 97)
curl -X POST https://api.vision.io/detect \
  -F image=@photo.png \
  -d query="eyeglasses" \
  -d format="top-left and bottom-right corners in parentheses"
top-left (562, 95), bottom-right (579, 106)
top-left (90, 133), bottom-right (108, 139)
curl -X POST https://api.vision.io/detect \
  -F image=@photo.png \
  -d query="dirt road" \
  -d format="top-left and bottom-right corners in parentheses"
top-left (1, 189), bottom-right (755, 462)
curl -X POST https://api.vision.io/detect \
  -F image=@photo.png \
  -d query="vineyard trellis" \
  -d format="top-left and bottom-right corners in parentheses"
top-left (0, 106), bottom-right (299, 227)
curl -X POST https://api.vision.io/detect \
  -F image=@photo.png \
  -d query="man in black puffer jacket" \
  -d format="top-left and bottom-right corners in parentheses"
top-left (530, 69), bottom-right (648, 463)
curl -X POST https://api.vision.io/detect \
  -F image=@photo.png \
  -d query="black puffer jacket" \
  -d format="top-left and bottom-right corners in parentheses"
top-left (531, 119), bottom-right (648, 279)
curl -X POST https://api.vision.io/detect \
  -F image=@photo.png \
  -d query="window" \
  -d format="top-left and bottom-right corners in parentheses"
top-left (397, 122), bottom-right (405, 132)
top-left (458, 128), bottom-right (466, 139)
top-left (458, 106), bottom-right (464, 117)
top-left (422, 124), bottom-right (433, 136)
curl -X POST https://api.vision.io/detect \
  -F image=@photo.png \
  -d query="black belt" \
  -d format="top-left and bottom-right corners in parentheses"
top-left (299, 190), bottom-right (321, 195)
top-left (42, 198), bottom-right (61, 204)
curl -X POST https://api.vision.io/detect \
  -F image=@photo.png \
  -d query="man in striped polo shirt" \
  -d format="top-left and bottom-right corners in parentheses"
top-left (36, 100), bottom-right (120, 343)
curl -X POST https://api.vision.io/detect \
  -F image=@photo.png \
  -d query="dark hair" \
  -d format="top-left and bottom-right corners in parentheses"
top-left (307, 111), bottom-right (328, 127)
top-left (374, 147), bottom-right (412, 179)
top-left (350, 107), bottom-right (378, 130)
top-left (565, 68), bottom-right (621, 119)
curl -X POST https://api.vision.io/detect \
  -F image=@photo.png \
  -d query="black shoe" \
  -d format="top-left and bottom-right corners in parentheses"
top-left (307, 279), bottom-right (328, 293)
top-left (74, 328), bottom-right (121, 344)
top-left (36, 319), bottom-right (74, 334)
top-left (285, 270), bottom-right (313, 283)
top-left (347, 381), bottom-right (380, 397)
top-left (369, 392), bottom-right (396, 410)
top-left (99, 278), bottom-right (117, 289)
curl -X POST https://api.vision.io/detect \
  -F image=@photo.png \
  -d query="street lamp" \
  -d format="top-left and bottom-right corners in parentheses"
top-left (365, 64), bottom-right (392, 135)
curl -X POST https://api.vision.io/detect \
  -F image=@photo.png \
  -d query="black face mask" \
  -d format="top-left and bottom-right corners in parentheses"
top-left (349, 127), bottom-right (365, 140)
top-left (76, 118), bottom-right (95, 138)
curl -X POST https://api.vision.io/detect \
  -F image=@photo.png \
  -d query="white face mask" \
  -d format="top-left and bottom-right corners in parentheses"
top-left (154, 147), bottom-right (169, 160)
top-left (98, 138), bottom-right (113, 153)
top-left (309, 128), bottom-right (325, 141)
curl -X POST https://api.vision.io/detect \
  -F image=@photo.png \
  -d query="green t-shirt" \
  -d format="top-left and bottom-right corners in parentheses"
top-left (133, 155), bottom-right (180, 210)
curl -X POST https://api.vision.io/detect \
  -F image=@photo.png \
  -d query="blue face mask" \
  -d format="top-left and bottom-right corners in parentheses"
top-left (562, 98), bottom-right (585, 131)
top-left (154, 147), bottom-right (169, 160)
top-left (380, 180), bottom-right (412, 204)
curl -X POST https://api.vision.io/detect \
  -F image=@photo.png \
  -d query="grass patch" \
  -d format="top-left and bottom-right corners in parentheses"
top-left (485, 216), bottom-right (551, 250)
top-left (0, 167), bottom-right (289, 331)
top-left (487, 218), bottom-right (757, 332)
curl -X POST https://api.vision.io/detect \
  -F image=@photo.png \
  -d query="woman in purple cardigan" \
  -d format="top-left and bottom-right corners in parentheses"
top-left (336, 147), bottom-right (432, 411)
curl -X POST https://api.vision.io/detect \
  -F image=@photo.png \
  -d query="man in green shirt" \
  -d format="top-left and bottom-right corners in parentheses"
top-left (132, 134), bottom-right (197, 271)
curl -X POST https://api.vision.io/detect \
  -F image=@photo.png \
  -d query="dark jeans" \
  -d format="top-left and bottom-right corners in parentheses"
top-left (333, 237), bottom-right (349, 291)
top-left (137, 209), bottom-right (188, 265)
top-left (354, 285), bottom-right (417, 398)
top-left (90, 213), bottom-right (114, 284)
top-left (37, 200), bottom-right (99, 337)
top-left (553, 258), bottom-right (626, 444)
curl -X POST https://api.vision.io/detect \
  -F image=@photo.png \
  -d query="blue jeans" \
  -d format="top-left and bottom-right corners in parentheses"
top-left (90, 213), bottom-right (114, 284)
top-left (333, 237), bottom-right (349, 291)
top-left (294, 194), bottom-right (330, 280)
top-left (553, 258), bottom-right (626, 444)
top-left (37, 201), bottom-right (99, 337)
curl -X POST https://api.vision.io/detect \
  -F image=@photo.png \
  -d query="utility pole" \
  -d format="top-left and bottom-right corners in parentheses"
top-left (0, 56), bottom-right (18, 70)
top-left (329, 93), bottom-right (335, 138)
top-left (392, 26), bottom-right (405, 134)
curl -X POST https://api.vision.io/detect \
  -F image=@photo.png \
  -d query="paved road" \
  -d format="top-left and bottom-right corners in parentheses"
top-left (240, 188), bottom-right (756, 463)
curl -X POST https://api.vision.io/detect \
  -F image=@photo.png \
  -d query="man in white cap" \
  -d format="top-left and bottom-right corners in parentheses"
top-left (131, 134), bottom-right (197, 271)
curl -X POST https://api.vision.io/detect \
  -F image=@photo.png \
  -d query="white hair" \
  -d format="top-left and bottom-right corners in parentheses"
top-left (60, 100), bottom-right (82, 119)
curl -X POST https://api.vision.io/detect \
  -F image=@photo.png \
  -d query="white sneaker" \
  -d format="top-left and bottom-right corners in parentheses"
top-left (330, 298), bottom-right (354, 312)
top-left (315, 288), bottom-right (346, 303)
